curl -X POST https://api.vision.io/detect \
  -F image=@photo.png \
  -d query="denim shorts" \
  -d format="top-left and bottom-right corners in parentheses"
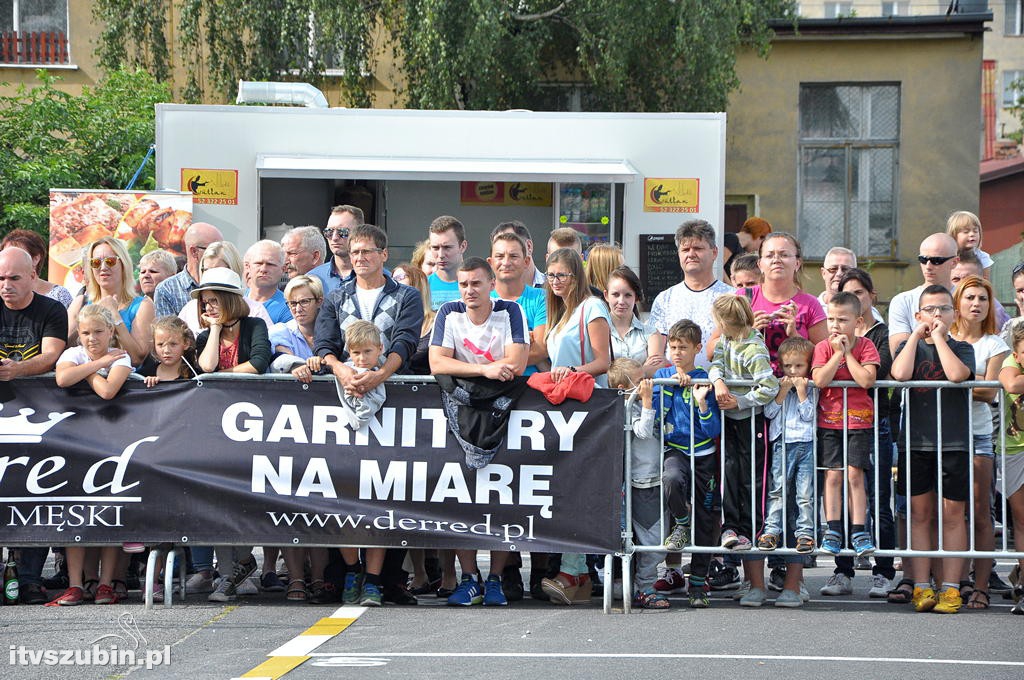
top-left (972, 433), bottom-right (994, 459)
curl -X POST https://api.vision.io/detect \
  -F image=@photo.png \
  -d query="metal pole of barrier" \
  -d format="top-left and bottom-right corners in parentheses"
top-left (904, 387), bottom-right (912, 553)
top-left (144, 547), bottom-right (163, 611)
top-left (873, 388), bottom-right (880, 552)
top-left (968, 392), bottom-right (975, 553)
top-left (749, 407), bottom-right (756, 547)
top-left (603, 555), bottom-right (613, 614)
top-left (622, 387), bottom-right (635, 614)
top-left (1000, 390), bottom-right (1009, 553)
top-left (164, 546), bottom-right (186, 609)
top-left (842, 387), bottom-right (849, 545)
top-left (781, 403), bottom-right (788, 553)
top-left (937, 388), bottom-right (944, 552)
top-left (689, 397), bottom-right (696, 555)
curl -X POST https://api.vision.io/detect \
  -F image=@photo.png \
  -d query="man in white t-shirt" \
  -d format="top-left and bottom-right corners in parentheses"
top-left (646, 220), bottom-right (734, 369)
top-left (427, 215), bottom-right (468, 310)
top-left (888, 233), bottom-right (959, 355)
top-left (430, 257), bottom-right (529, 608)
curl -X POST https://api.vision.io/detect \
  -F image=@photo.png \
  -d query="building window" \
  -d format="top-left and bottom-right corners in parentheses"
top-left (0, 0), bottom-right (69, 65)
top-left (1004, 70), bottom-right (1024, 107)
top-left (881, 1), bottom-right (910, 16)
top-left (798, 84), bottom-right (900, 259)
top-left (1008, 0), bottom-right (1023, 36)
top-left (824, 2), bottom-right (854, 18)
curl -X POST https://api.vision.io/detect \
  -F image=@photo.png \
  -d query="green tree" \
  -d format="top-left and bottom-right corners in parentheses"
top-left (0, 69), bottom-right (169, 239)
top-left (92, 0), bottom-right (794, 111)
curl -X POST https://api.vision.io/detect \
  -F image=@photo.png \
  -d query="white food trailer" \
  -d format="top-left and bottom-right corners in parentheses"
top-left (155, 103), bottom-right (726, 299)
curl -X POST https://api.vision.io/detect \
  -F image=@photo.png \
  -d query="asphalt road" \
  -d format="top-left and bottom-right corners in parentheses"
top-left (2, 557), bottom-right (1022, 680)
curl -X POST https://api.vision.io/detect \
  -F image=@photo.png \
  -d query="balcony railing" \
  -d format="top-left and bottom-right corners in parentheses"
top-left (0, 30), bottom-right (69, 65)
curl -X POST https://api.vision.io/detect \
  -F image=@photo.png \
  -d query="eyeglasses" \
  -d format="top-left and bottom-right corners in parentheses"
top-left (200, 298), bottom-right (220, 308)
top-left (825, 265), bottom-right (851, 275)
top-left (287, 297), bottom-right (318, 310)
top-left (919, 304), bottom-right (954, 315)
top-left (545, 272), bottom-right (574, 282)
top-left (323, 228), bottom-right (350, 240)
top-left (917, 255), bottom-right (956, 266)
top-left (350, 248), bottom-right (383, 258)
top-left (89, 256), bottom-right (119, 269)
top-left (392, 272), bottom-right (408, 283)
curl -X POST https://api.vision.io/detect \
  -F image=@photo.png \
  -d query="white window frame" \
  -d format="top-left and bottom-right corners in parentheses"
top-left (1, 0), bottom-right (71, 65)
top-left (1007, 0), bottom-right (1023, 37)
top-left (824, 1), bottom-right (854, 19)
top-left (1004, 70), bottom-right (1024, 108)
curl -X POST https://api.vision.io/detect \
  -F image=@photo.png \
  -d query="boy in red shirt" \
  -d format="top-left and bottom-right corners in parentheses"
top-left (812, 291), bottom-right (880, 557)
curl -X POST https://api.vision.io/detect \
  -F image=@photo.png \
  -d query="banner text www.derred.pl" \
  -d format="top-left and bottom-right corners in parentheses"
top-left (266, 510), bottom-right (536, 544)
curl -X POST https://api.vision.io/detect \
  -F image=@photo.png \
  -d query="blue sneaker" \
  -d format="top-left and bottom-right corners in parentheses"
top-left (359, 582), bottom-right (382, 607)
top-left (820, 531), bottom-right (843, 555)
top-left (447, 574), bottom-right (483, 606)
top-left (482, 575), bottom-right (508, 606)
top-left (851, 531), bottom-right (876, 557)
top-left (342, 572), bottom-right (363, 605)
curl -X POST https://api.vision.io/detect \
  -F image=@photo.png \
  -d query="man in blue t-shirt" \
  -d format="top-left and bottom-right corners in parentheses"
top-left (427, 215), bottom-right (468, 311)
top-left (488, 231), bottom-right (547, 375)
top-left (245, 240), bottom-right (293, 323)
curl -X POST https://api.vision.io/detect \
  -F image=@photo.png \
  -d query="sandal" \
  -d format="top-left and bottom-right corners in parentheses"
top-left (82, 579), bottom-right (99, 602)
top-left (633, 587), bottom-right (671, 610)
top-left (887, 578), bottom-right (914, 604)
top-left (112, 579), bottom-right (129, 600)
top-left (965, 589), bottom-right (990, 609)
top-left (959, 580), bottom-right (975, 603)
top-left (286, 579), bottom-right (307, 602)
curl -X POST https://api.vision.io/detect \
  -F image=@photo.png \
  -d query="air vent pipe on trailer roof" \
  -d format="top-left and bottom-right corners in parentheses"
top-left (236, 81), bottom-right (329, 108)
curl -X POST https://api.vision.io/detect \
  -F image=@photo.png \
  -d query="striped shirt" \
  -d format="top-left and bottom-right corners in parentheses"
top-left (708, 329), bottom-right (780, 419)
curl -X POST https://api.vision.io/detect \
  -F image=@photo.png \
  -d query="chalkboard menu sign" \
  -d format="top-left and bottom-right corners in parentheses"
top-left (639, 234), bottom-right (681, 305)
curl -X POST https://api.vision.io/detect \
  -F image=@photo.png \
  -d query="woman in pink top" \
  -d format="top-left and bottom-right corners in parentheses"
top-left (740, 232), bottom-right (828, 375)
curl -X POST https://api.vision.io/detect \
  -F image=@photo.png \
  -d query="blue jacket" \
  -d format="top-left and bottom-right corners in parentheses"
top-left (655, 366), bottom-right (721, 456)
top-left (313, 275), bottom-right (423, 371)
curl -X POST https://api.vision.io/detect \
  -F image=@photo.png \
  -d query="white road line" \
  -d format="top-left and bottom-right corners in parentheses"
top-left (269, 635), bottom-right (334, 657)
top-left (306, 652), bottom-right (1024, 667)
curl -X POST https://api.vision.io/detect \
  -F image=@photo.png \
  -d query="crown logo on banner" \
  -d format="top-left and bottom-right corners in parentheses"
top-left (0, 404), bottom-right (74, 443)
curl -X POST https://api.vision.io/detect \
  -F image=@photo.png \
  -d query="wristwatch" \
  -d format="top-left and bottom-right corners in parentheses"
top-left (568, 365), bottom-right (577, 372)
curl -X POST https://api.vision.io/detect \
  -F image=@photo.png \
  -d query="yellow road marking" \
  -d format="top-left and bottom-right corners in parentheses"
top-left (302, 617), bottom-right (358, 637)
top-left (234, 606), bottom-right (366, 679)
top-left (239, 655), bottom-right (309, 679)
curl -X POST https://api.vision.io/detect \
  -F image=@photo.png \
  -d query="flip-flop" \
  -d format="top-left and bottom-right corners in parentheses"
top-left (887, 578), bottom-right (914, 604)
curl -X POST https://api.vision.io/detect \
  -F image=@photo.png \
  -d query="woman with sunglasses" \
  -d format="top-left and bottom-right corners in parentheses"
top-left (67, 237), bottom-right (154, 365)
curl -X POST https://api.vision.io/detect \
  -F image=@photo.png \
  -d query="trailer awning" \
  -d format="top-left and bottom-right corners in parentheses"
top-left (256, 155), bottom-right (638, 183)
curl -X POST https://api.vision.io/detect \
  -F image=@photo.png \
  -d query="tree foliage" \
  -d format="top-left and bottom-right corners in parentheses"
top-left (0, 69), bottom-right (169, 238)
top-left (92, 0), bottom-right (794, 111)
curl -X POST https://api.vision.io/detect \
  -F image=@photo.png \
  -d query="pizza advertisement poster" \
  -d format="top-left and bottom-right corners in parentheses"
top-left (47, 189), bottom-right (193, 290)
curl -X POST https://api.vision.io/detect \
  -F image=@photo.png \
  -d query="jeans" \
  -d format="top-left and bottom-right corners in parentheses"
top-left (15, 547), bottom-right (48, 586)
top-left (763, 440), bottom-right (814, 540)
top-left (191, 546), bottom-right (215, 573)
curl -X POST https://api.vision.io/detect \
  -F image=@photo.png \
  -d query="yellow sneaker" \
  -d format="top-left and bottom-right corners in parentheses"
top-left (933, 587), bottom-right (962, 614)
top-left (913, 586), bottom-right (937, 612)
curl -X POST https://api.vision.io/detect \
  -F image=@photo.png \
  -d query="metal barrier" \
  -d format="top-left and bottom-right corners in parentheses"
top-left (621, 378), bottom-right (1024, 613)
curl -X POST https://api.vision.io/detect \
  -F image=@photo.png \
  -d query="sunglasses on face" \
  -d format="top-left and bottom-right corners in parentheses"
top-left (917, 255), bottom-right (955, 266)
top-left (323, 228), bottom-right (350, 239)
top-left (89, 256), bottom-right (120, 269)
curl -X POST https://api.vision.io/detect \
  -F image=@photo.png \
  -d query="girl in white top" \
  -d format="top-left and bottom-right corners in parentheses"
top-left (951, 274), bottom-right (1009, 609)
top-left (539, 248), bottom-right (611, 604)
top-left (604, 265), bottom-right (661, 377)
top-left (51, 304), bottom-right (133, 606)
top-left (947, 210), bottom-right (992, 279)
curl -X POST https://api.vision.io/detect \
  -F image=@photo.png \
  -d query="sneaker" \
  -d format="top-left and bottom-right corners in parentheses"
top-left (932, 586), bottom-right (961, 614)
top-left (152, 584), bottom-right (165, 603)
top-left (185, 570), bottom-right (217, 594)
top-left (483, 575), bottom-right (508, 607)
top-left (208, 577), bottom-right (236, 603)
top-left (261, 572), bottom-right (286, 593)
top-left (359, 582), bottom-right (382, 607)
top-left (869, 574), bottom-right (892, 598)
top-left (775, 588), bottom-right (803, 608)
top-left (850, 532), bottom-right (876, 557)
top-left (854, 555), bottom-right (873, 570)
top-left (94, 583), bottom-right (121, 605)
top-left (799, 581), bottom-right (810, 602)
top-left (757, 533), bottom-right (779, 551)
top-left (819, 531), bottom-right (843, 555)
top-left (447, 574), bottom-right (483, 606)
top-left (47, 586), bottom-right (84, 606)
top-left (732, 535), bottom-right (753, 551)
top-left (342, 572), bottom-right (363, 605)
top-left (664, 523), bottom-right (691, 551)
top-left (739, 586), bottom-right (767, 607)
top-left (611, 579), bottom-right (623, 601)
top-left (688, 582), bottom-right (710, 608)
top-left (912, 586), bottom-right (937, 613)
top-left (236, 575), bottom-right (259, 596)
top-left (768, 566), bottom-right (786, 592)
top-left (1011, 599), bottom-right (1024, 615)
top-left (732, 580), bottom-right (751, 601)
top-left (709, 563), bottom-right (742, 591)
top-left (19, 583), bottom-right (49, 605)
top-left (720, 529), bottom-right (739, 549)
top-left (795, 536), bottom-right (815, 554)
top-left (653, 567), bottom-right (687, 594)
top-left (989, 571), bottom-right (1013, 595)
top-left (501, 566), bottom-right (524, 602)
top-left (382, 584), bottom-right (418, 606)
top-left (820, 573), bottom-right (853, 596)
top-left (121, 542), bottom-right (145, 554)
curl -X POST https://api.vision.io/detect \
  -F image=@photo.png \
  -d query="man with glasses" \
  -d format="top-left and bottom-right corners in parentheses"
top-left (888, 233), bottom-right (959, 355)
top-left (818, 247), bottom-right (882, 323)
top-left (154, 222), bottom-right (223, 317)
top-left (310, 205), bottom-right (365, 296)
top-left (281, 226), bottom-right (326, 280)
top-left (0, 247), bottom-right (68, 604)
top-left (314, 224), bottom-right (424, 606)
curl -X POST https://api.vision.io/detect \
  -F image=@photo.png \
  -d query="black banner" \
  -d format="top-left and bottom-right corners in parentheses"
top-left (0, 376), bottom-right (624, 552)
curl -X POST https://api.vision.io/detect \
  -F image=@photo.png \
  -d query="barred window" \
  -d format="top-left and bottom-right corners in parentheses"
top-left (798, 84), bottom-right (900, 259)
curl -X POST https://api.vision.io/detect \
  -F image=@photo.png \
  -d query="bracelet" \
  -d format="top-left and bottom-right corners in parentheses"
top-left (568, 365), bottom-right (577, 372)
